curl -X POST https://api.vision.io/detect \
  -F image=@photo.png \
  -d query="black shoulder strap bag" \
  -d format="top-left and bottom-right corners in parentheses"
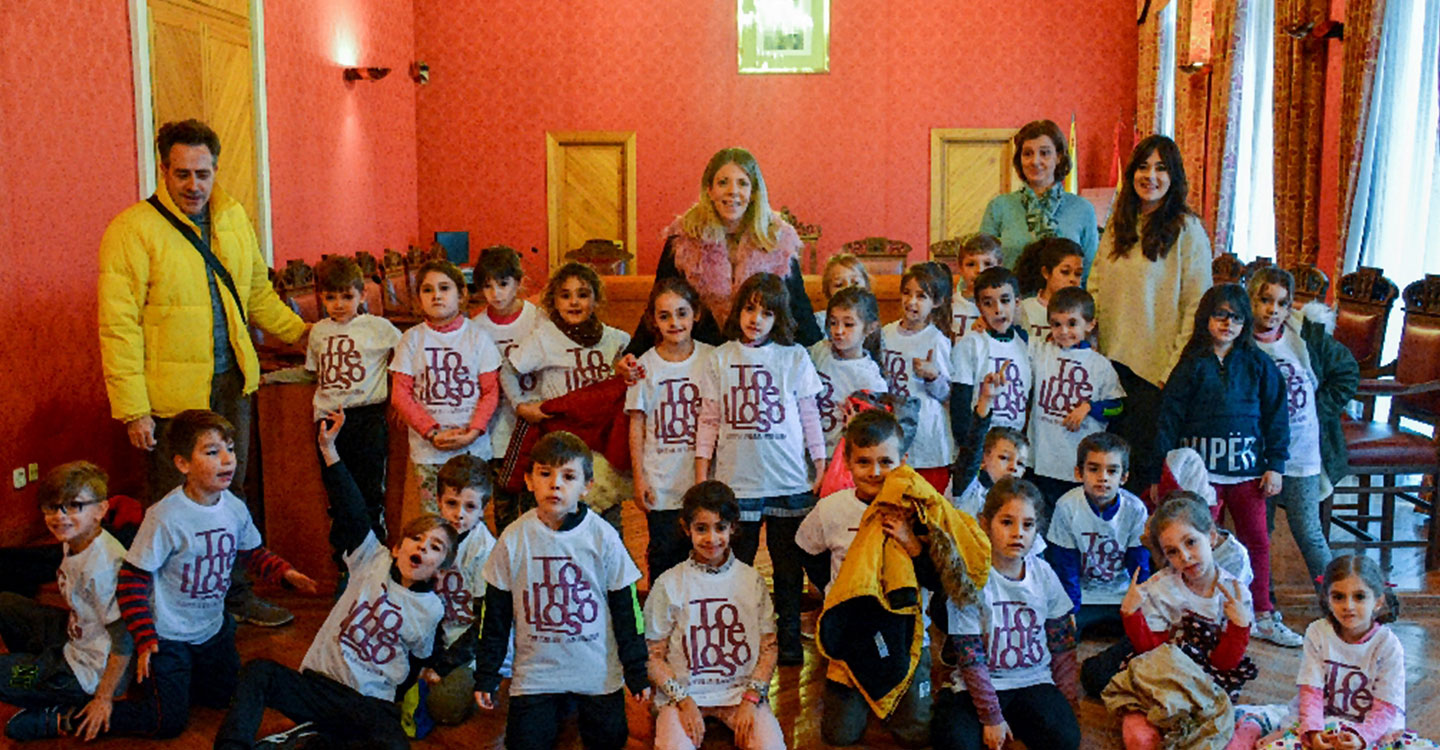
top-left (146, 195), bottom-right (247, 324)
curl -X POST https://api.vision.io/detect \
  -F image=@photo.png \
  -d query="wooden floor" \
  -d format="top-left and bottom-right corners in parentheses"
top-left (5, 500), bottom-right (1439, 749)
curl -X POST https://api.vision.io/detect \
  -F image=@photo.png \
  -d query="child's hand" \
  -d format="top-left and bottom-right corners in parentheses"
top-left (811, 459), bottom-right (827, 496)
top-left (475, 691), bottom-right (496, 710)
top-left (677, 697), bottom-right (704, 745)
top-left (983, 720), bottom-right (1014, 750)
top-left (434, 428), bottom-right (480, 450)
top-left (136, 641), bottom-right (158, 683)
top-left (1062, 401), bottom-right (1092, 431)
top-left (633, 476), bottom-right (654, 512)
top-left (615, 354), bottom-right (645, 385)
top-left (971, 317), bottom-right (987, 334)
top-left (516, 401), bottom-right (550, 424)
top-left (419, 668), bottom-right (441, 684)
top-left (1218, 577), bottom-right (1251, 628)
top-left (913, 349), bottom-right (940, 382)
top-left (316, 411), bottom-right (345, 464)
top-left (1330, 729), bottom-right (1362, 750)
top-left (284, 569), bottom-right (320, 595)
top-left (1120, 568), bottom-right (1145, 616)
top-left (1260, 470), bottom-right (1283, 498)
top-left (879, 507), bottom-right (923, 557)
top-left (74, 694), bottom-right (114, 740)
top-left (977, 370), bottom-right (1005, 406)
top-left (733, 700), bottom-right (757, 747)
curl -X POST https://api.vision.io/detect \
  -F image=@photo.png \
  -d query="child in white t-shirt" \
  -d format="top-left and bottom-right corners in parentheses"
top-left (951, 267), bottom-right (1033, 478)
top-left (1027, 287), bottom-right (1124, 509)
top-left (307, 255), bottom-right (402, 549)
top-left (470, 244), bottom-right (543, 533)
top-left (808, 286), bottom-right (887, 457)
top-left (391, 259), bottom-right (503, 517)
top-left (935, 477), bottom-right (1079, 750)
top-left (813, 253), bottom-right (871, 331)
top-left (0, 463), bottom-right (132, 742)
top-left (881, 262), bottom-right (955, 493)
top-left (1013, 237), bottom-right (1084, 342)
top-left (950, 233), bottom-right (1001, 339)
top-left (954, 427), bottom-right (1028, 520)
top-left (695, 272), bottom-right (826, 666)
top-left (109, 411), bottom-right (317, 740)
top-left (626, 278), bottom-right (713, 583)
top-left (212, 411), bottom-right (456, 749)
top-left (645, 481), bottom-right (783, 750)
top-left (474, 432), bottom-right (649, 750)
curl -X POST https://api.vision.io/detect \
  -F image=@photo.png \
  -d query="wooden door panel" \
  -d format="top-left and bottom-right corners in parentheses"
top-left (205, 24), bottom-right (257, 226)
top-left (546, 132), bottom-right (638, 272)
top-left (930, 128), bottom-right (1019, 246)
top-left (149, 3), bottom-right (204, 140)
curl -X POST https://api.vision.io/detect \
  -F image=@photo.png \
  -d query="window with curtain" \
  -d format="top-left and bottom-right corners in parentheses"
top-left (1228, 0), bottom-right (1275, 261)
top-left (1157, 0), bottom-right (1178, 137)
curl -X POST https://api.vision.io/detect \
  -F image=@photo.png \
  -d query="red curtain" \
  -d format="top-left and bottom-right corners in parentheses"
top-left (1272, 0), bottom-right (1330, 267)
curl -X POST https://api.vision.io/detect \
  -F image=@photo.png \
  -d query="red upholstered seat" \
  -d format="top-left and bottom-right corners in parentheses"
top-left (1342, 419), bottom-right (1439, 468)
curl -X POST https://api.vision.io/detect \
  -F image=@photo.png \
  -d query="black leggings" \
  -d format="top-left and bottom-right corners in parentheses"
top-left (732, 515), bottom-right (805, 650)
top-left (932, 683), bottom-right (1080, 750)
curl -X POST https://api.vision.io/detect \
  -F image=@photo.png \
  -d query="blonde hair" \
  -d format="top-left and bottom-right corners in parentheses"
top-left (679, 148), bottom-right (781, 251)
top-left (822, 253), bottom-right (872, 297)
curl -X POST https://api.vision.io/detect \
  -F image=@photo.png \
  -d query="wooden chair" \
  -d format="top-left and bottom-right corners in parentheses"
top-left (1288, 262), bottom-right (1330, 305)
top-left (1325, 274), bottom-right (1440, 571)
top-left (1334, 267), bottom-right (1400, 380)
top-left (350, 251), bottom-right (384, 316)
top-left (841, 236), bottom-right (912, 276)
top-left (277, 259), bottom-right (320, 322)
top-left (1240, 256), bottom-right (1273, 285)
top-left (1211, 252), bottom-right (1244, 285)
top-left (779, 206), bottom-right (822, 273)
top-left (928, 238), bottom-right (966, 279)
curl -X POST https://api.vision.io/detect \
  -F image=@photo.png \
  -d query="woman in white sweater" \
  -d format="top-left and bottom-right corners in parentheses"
top-left (1089, 135), bottom-right (1212, 491)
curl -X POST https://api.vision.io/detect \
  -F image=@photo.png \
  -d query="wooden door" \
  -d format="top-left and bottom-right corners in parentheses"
top-left (148, 0), bottom-right (259, 233)
top-left (546, 132), bottom-right (638, 273)
top-left (929, 128), bottom-right (1021, 246)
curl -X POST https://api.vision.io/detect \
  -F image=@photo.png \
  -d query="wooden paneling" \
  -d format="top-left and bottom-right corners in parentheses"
top-left (929, 127), bottom-right (1020, 246)
top-left (546, 131), bottom-right (638, 273)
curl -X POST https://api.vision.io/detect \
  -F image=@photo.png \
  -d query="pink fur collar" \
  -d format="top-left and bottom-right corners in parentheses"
top-left (665, 218), bottom-right (801, 325)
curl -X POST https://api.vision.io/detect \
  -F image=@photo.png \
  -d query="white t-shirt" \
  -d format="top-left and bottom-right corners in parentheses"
top-left (435, 525), bottom-right (498, 648)
top-left (952, 294), bottom-right (981, 340)
top-left (1028, 340), bottom-right (1125, 481)
top-left (1295, 619), bottom-right (1406, 734)
top-left (1212, 529), bottom-right (1254, 586)
top-left (945, 556), bottom-right (1072, 691)
top-left (125, 488), bottom-right (263, 643)
top-left (509, 317), bottom-right (630, 401)
top-left (473, 301), bottom-right (543, 455)
top-left (808, 342), bottom-right (888, 455)
top-left (306, 315), bottom-right (402, 420)
top-left (1045, 487), bottom-right (1148, 606)
top-left (625, 344), bottom-right (713, 511)
top-left (1018, 297), bottom-right (1050, 342)
top-left (390, 318), bottom-right (504, 464)
top-left (1138, 566), bottom-right (1251, 637)
top-left (59, 530), bottom-right (126, 694)
top-left (699, 340), bottom-right (823, 499)
top-left (795, 488), bottom-right (868, 593)
top-left (1256, 333), bottom-right (1323, 477)
top-left (644, 555), bottom-right (774, 707)
top-left (951, 330), bottom-right (1032, 432)
top-left (300, 532), bottom-right (445, 701)
top-left (482, 509), bottom-right (642, 696)
top-left (881, 322), bottom-right (954, 469)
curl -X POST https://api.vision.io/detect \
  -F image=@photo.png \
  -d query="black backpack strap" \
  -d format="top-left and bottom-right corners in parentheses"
top-left (146, 195), bottom-right (247, 324)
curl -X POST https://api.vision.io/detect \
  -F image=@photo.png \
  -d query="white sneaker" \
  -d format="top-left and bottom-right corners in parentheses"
top-left (1253, 613), bottom-right (1303, 647)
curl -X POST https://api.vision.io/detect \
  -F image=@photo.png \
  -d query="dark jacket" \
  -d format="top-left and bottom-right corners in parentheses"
top-left (1155, 344), bottom-right (1290, 478)
top-left (1294, 303), bottom-right (1360, 484)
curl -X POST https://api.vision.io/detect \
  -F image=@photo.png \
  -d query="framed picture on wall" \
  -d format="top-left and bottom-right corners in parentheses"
top-left (737, 0), bottom-right (829, 74)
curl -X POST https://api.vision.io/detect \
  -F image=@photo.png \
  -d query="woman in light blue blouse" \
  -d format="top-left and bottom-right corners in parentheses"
top-left (979, 120), bottom-right (1099, 281)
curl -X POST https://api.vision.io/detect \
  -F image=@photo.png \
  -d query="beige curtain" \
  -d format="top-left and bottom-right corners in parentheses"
top-left (1272, 0), bottom-right (1330, 267)
top-left (1335, 0), bottom-right (1388, 280)
top-left (1138, 0), bottom-right (1166, 137)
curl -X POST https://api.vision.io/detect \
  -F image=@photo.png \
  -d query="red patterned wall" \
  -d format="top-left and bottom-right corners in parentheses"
top-left (414, 0), bottom-right (1139, 282)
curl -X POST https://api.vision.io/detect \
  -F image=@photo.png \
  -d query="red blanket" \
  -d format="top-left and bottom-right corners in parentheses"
top-left (498, 375), bottom-right (631, 493)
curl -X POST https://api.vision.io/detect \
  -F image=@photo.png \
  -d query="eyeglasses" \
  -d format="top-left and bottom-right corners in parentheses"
top-left (40, 500), bottom-right (102, 517)
top-left (1210, 311), bottom-right (1245, 323)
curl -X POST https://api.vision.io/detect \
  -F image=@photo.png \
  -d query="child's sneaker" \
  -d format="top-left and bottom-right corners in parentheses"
top-left (255, 721), bottom-right (321, 749)
top-left (4, 706), bottom-right (67, 741)
top-left (1253, 612), bottom-right (1303, 647)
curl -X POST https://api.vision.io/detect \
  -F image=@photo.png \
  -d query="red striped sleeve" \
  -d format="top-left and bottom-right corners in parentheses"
top-left (117, 565), bottom-right (157, 651)
top-left (238, 546), bottom-right (294, 585)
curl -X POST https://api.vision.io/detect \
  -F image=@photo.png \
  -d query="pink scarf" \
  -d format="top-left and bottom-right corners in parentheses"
top-left (666, 218), bottom-right (802, 326)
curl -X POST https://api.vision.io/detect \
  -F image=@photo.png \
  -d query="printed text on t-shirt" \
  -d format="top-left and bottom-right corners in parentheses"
top-left (1081, 531), bottom-right (1123, 582)
top-left (1037, 358), bottom-right (1093, 418)
top-left (181, 528), bottom-right (236, 600)
top-left (724, 364), bottom-right (785, 432)
top-left (418, 347), bottom-right (476, 406)
top-left (1322, 659), bottom-right (1375, 723)
top-left (338, 592), bottom-right (405, 665)
top-left (987, 599), bottom-right (1044, 670)
top-left (522, 556), bottom-right (599, 637)
top-left (685, 597), bottom-right (751, 678)
top-left (317, 335), bottom-right (367, 390)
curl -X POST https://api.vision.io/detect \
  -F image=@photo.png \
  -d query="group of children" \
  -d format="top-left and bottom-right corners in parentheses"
top-left (0, 240), bottom-right (1431, 750)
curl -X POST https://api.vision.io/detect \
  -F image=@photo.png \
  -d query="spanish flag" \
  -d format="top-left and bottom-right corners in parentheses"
top-left (1065, 112), bottom-right (1079, 194)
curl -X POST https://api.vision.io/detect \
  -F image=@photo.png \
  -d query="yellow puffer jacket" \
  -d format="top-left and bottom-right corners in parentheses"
top-left (97, 185), bottom-right (304, 422)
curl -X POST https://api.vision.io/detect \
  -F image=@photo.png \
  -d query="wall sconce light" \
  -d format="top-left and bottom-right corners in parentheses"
top-left (343, 67), bottom-right (391, 83)
top-left (410, 61), bottom-right (430, 85)
top-left (1179, 60), bottom-right (1212, 75)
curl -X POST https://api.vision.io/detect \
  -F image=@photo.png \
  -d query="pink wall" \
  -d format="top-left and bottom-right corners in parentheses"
top-left (414, 0), bottom-right (1139, 282)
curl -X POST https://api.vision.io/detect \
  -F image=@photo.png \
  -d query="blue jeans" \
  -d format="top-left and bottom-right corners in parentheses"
top-left (0, 593), bottom-right (89, 709)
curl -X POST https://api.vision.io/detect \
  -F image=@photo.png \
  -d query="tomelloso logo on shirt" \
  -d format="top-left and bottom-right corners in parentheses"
top-left (1037, 357), bottom-right (1093, 419)
top-left (882, 350), bottom-right (910, 399)
top-left (987, 599), bottom-right (1044, 670)
top-left (1276, 359), bottom-right (1310, 413)
top-left (1080, 531), bottom-right (1123, 583)
top-left (418, 347), bottom-right (476, 407)
top-left (318, 335), bottom-right (366, 390)
top-left (435, 568), bottom-right (473, 625)
top-left (685, 597), bottom-right (751, 678)
top-left (815, 373), bottom-right (840, 433)
top-left (654, 377), bottom-right (700, 446)
top-left (523, 556), bottom-right (599, 637)
top-left (564, 347), bottom-right (613, 392)
top-left (338, 592), bottom-right (405, 665)
top-left (989, 357), bottom-right (1026, 423)
top-left (180, 528), bottom-right (236, 600)
top-left (723, 364), bottom-right (784, 433)
top-left (1322, 659), bottom-right (1376, 723)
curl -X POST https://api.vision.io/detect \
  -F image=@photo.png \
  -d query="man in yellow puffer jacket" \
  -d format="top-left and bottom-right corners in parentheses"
top-left (97, 119), bottom-right (306, 626)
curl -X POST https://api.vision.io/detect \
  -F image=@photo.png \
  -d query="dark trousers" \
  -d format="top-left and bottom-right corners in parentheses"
top-left (1111, 363), bottom-right (1163, 493)
top-left (324, 402), bottom-right (390, 547)
top-left (1080, 638), bottom-right (1134, 698)
top-left (1027, 475), bottom-right (1079, 536)
top-left (733, 515), bottom-right (805, 653)
top-left (1075, 603), bottom-right (1125, 639)
top-left (504, 690), bottom-right (628, 750)
top-left (489, 459), bottom-right (524, 535)
top-left (145, 367), bottom-right (258, 607)
top-left (645, 509), bottom-right (689, 585)
top-left (108, 615), bottom-right (239, 738)
top-left (0, 593), bottom-right (89, 709)
top-left (213, 661), bottom-right (407, 750)
top-left (822, 659), bottom-right (932, 749)
top-left (932, 683), bottom-right (1079, 750)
